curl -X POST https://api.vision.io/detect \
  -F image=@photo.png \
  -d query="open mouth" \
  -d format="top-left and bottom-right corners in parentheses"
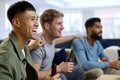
top-left (98, 33), bottom-right (102, 37)
top-left (59, 29), bottom-right (63, 34)
top-left (32, 29), bottom-right (37, 34)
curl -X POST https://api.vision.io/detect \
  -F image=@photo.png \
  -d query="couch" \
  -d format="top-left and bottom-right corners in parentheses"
top-left (55, 39), bottom-right (120, 61)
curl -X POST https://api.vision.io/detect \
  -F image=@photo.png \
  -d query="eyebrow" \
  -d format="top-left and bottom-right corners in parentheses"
top-left (30, 15), bottom-right (38, 18)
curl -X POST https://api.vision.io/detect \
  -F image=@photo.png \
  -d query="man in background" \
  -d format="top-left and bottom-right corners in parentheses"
top-left (72, 17), bottom-right (120, 80)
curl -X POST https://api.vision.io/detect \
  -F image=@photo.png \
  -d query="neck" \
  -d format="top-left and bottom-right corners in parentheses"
top-left (12, 31), bottom-right (28, 49)
top-left (42, 31), bottom-right (54, 44)
top-left (87, 36), bottom-right (96, 46)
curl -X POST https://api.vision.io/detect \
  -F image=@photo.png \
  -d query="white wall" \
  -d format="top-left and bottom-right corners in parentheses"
top-left (0, 0), bottom-right (9, 40)
top-left (0, 1), bottom-right (120, 39)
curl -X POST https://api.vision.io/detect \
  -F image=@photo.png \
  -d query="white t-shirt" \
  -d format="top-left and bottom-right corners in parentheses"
top-left (22, 49), bottom-right (25, 57)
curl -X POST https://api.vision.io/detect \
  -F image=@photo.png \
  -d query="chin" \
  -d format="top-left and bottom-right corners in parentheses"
top-left (55, 35), bottom-right (61, 39)
top-left (56, 33), bottom-right (61, 37)
top-left (96, 37), bottom-right (102, 40)
top-left (31, 35), bottom-right (37, 40)
top-left (58, 35), bottom-right (62, 38)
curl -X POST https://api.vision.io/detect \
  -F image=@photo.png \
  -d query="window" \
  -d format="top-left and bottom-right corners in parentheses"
top-left (95, 9), bottom-right (120, 39)
top-left (62, 12), bottom-right (84, 35)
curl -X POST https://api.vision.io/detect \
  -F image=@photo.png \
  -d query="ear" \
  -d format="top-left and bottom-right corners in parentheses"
top-left (12, 18), bottom-right (20, 28)
top-left (44, 22), bottom-right (50, 30)
top-left (87, 27), bottom-right (92, 33)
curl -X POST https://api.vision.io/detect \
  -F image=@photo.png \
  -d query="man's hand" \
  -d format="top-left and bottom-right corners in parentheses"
top-left (45, 74), bottom-right (61, 80)
top-left (57, 62), bottom-right (74, 73)
top-left (28, 38), bottom-right (44, 51)
top-left (52, 73), bottom-right (61, 80)
top-left (109, 60), bottom-right (120, 70)
top-left (100, 58), bottom-right (109, 62)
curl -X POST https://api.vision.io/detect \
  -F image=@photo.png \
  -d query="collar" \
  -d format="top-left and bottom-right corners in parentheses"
top-left (9, 32), bottom-right (26, 61)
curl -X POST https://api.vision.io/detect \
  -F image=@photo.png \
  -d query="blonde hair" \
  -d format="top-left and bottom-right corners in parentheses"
top-left (40, 9), bottom-right (64, 29)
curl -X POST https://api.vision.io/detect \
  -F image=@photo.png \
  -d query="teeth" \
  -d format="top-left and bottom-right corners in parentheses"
top-left (33, 29), bottom-right (37, 32)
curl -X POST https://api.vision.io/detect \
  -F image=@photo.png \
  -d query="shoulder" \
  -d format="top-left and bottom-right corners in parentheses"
top-left (95, 40), bottom-right (102, 46)
top-left (0, 38), bottom-right (20, 61)
top-left (96, 40), bottom-right (100, 43)
top-left (72, 38), bottom-right (85, 48)
top-left (73, 37), bottom-right (85, 44)
top-left (0, 38), bottom-right (13, 56)
top-left (95, 40), bottom-right (104, 50)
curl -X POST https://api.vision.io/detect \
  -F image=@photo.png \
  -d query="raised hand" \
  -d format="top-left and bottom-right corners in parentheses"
top-left (28, 37), bottom-right (44, 51)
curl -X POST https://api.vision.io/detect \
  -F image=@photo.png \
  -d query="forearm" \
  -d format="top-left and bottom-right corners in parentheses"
top-left (74, 49), bottom-right (109, 70)
top-left (55, 35), bottom-right (77, 45)
top-left (83, 61), bottom-right (109, 70)
top-left (100, 58), bottom-right (109, 62)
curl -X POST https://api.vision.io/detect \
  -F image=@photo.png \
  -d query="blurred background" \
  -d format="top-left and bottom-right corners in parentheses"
top-left (1, 0), bottom-right (120, 39)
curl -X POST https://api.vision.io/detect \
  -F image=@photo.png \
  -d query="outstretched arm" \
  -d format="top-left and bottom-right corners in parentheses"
top-left (55, 35), bottom-right (83, 45)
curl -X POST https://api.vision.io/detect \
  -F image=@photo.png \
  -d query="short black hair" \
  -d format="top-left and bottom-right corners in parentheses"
top-left (7, 1), bottom-right (36, 23)
top-left (85, 17), bottom-right (101, 28)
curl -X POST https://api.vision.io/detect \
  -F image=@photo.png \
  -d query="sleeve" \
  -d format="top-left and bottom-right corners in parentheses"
top-left (0, 62), bottom-right (13, 80)
top-left (97, 41), bottom-right (109, 59)
top-left (30, 46), bottom-right (45, 64)
top-left (72, 39), bottom-right (109, 71)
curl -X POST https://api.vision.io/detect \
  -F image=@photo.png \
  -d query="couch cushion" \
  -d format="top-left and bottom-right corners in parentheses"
top-left (53, 48), bottom-right (67, 65)
top-left (104, 46), bottom-right (120, 60)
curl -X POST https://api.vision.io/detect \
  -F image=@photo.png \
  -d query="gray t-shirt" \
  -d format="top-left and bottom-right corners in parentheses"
top-left (30, 33), bottom-right (55, 70)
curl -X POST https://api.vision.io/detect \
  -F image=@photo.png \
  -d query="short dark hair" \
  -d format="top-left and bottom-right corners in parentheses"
top-left (7, 1), bottom-right (36, 23)
top-left (85, 17), bottom-right (101, 28)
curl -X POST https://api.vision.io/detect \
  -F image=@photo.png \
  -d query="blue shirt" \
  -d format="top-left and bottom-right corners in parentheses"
top-left (72, 37), bottom-right (109, 71)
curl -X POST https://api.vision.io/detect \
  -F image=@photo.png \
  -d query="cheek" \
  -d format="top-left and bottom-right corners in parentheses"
top-left (55, 25), bottom-right (60, 31)
top-left (25, 23), bottom-right (32, 31)
top-left (22, 25), bottom-right (31, 35)
top-left (96, 29), bottom-right (100, 34)
top-left (91, 30), bottom-right (96, 34)
top-left (50, 26), bottom-right (57, 31)
top-left (93, 28), bottom-right (98, 33)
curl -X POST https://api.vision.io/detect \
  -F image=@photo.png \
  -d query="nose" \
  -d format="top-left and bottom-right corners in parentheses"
top-left (61, 24), bottom-right (64, 30)
top-left (35, 20), bottom-right (39, 27)
top-left (100, 27), bottom-right (102, 31)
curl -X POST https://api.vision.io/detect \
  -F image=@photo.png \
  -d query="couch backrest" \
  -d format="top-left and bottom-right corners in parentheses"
top-left (55, 39), bottom-right (120, 49)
